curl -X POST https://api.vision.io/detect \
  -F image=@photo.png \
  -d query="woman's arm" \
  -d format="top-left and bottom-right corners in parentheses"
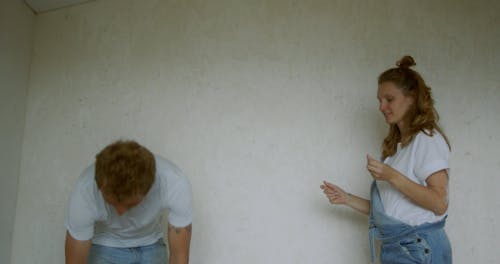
top-left (321, 181), bottom-right (370, 215)
top-left (389, 170), bottom-right (449, 215)
top-left (366, 155), bottom-right (449, 215)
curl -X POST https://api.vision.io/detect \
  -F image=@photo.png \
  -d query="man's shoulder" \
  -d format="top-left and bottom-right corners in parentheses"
top-left (154, 155), bottom-right (187, 181)
top-left (67, 164), bottom-right (102, 220)
top-left (76, 164), bottom-right (97, 186)
top-left (153, 155), bottom-right (191, 199)
top-left (71, 163), bottom-right (99, 201)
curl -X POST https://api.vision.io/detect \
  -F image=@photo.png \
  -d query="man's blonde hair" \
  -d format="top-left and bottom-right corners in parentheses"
top-left (95, 140), bottom-right (156, 201)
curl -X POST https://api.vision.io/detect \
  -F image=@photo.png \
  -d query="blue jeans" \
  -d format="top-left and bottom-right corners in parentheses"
top-left (369, 181), bottom-right (452, 264)
top-left (88, 239), bottom-right (167, 264)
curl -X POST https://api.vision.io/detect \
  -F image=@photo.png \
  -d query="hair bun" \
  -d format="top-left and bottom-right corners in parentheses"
top-left (396, 55), bottom-right (416, 69)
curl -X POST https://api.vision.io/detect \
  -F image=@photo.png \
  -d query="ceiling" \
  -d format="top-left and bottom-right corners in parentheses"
top-left (24, 0), bottom-right (93, 13)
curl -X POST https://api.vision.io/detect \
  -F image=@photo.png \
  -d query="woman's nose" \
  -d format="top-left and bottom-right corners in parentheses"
top-left (379, 102), bottom-right (385, 112)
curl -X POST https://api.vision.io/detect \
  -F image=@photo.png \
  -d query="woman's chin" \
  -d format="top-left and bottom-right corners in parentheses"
top-left (385, 118), bottom-right (395, 125)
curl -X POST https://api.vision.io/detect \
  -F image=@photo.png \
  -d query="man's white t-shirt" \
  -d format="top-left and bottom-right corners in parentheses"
top-left (377, 130), bottom-right (450, 226)
top-left (65, 155), bottom-right (193, 247)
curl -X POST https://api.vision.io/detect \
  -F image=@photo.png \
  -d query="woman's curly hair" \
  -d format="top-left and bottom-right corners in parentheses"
top-left (378, 56), bottom-right (450, 159)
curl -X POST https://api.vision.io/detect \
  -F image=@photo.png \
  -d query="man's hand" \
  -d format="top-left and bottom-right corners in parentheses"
top-left (167, 223), bottom-right (192, 264)
top-left (65, 231), bottom-right (91, 264)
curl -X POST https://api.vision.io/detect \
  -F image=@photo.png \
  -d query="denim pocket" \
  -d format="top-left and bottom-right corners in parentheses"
top-left (380, 236), bottom-right (431, 264)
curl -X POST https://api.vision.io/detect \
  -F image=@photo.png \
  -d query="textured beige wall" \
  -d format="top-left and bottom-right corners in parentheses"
top-left (11, 0), bottom-right (500, 263)
top-left (0, 1), bottom-right (33, 264)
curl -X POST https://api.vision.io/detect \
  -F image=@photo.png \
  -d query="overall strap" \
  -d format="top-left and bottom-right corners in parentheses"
top-left (368, 181), bottom-right (379, 263)
top-left (369, 181), bottom-right (413, 262)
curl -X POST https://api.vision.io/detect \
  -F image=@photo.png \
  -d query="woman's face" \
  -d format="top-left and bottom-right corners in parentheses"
top-left (377, 82), bottom-right (414, 128)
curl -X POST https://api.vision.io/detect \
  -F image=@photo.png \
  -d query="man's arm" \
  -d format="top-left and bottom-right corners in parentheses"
top-left (65, 231), bottom-right (91, 264)
top-left (167, 223), bottom-right (192, 264)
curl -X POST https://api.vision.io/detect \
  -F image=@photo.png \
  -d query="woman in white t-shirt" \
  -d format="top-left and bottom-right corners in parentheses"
top-left (321, 56), bottom-right (452, 263)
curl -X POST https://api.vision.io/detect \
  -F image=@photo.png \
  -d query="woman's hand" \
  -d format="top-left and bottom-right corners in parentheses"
top-left (320, 181), bottom-right (350, 205)
top-left (366, 154), bottom-right (399, 183)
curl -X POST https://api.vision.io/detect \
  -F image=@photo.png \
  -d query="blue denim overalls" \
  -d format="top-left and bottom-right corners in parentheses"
top-left (369, 181), bottom-right (452, 264)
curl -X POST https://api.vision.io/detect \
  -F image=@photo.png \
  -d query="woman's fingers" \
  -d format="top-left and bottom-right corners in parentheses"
top-left (323, 189), bottom-right (342, 199)
top-left (323, 181), bottom-right (343, 192)
top-left (323, 186), bottom-right (340, 195)
top-left (367, 154), bottom-right (383, 167)
top-left (323, 181), bottom-right (334, 187)
top-left (323, 188), bottom-right (344, 199)
top-left (321, 181), bottom-right (347, 204)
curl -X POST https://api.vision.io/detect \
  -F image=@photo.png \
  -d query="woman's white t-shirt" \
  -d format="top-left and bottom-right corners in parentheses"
top-left (377, 130), bottom-right (450, 226)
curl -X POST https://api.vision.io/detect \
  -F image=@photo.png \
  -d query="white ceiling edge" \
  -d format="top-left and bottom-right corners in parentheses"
top-left (24, 0), bottom-right (93, 13)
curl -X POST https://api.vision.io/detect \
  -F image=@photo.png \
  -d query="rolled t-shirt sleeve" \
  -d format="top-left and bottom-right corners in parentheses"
top-left (413, 132), bottom-right (450, 182)
top-left (65, 181), bottom-right (97, 241)
top-left (165, 177), bottom-right (193, 227)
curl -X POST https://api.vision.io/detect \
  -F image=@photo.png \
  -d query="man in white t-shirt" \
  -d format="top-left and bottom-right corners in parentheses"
top-left (64, 140), bottom-right (193, 264)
